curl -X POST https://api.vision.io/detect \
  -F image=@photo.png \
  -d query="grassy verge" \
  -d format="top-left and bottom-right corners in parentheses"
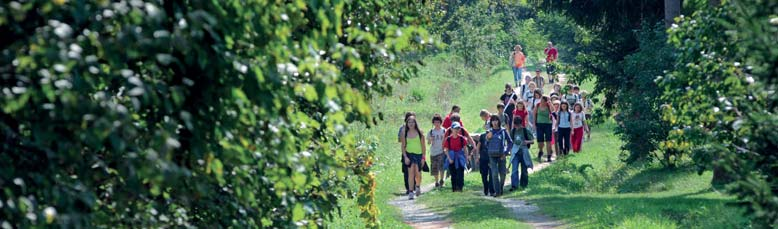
top-left (505, 119), bottom-right (751, 228)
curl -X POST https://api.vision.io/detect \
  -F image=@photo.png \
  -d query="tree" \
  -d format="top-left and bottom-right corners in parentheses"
top-left (661, 1), bottom-right (778, 226)
top-left (665, 0), bottom-right (682, 27)
top-left (0, 0), bottom-right (430, 227)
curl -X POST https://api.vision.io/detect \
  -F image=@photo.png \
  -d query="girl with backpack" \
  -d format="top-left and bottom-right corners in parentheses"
top-left (444, 122), bottom-right (469, 192)
top-left (512, 101), bottom-right (529, 129)
top-left (485, 114), bottom-right (513, 197)
top-left (571, 103), bottom-right (589, 153)
top-left (402, 114), bottom-right (427, 200)
top-left (534, 96), bottom-right (554, 162)
top-left (509, 116), bottom-right (534, 191)
top-left (555, 101), bottom-right (573, 156)
top-left (398, 112), bottom-right (415, 194)
top-left (474, 132), bottom-right (494, 196)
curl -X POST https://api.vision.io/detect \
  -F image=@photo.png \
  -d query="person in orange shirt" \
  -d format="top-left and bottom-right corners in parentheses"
top-left (509, 45), bottom-right (526, 88)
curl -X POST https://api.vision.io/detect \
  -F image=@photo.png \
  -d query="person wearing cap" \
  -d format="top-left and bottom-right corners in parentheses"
top-left (443, 122), bottom-right (469, 192)
top-left (532, 68), bottom-right (545, 93)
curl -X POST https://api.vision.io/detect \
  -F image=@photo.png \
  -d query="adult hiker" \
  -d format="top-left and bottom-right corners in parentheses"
top-left (401, 114), bottom-right (427, 200)
top-left (510, 45), bottom-right (526, 87)
top-left (532, 69), bottom-right (545, 94)
top-left (509, 116), bottom-right (534, 191)
top-left (398, 112), bottom-right (415, 194)
top-left (534, 95), bottom-right (554, 162)
top-left (571, 103), bottom-right (588, 153)
top-left (544, 42), bottom-right (558, 83)
top-left (526, 89), bottom-right (543, 133)
top-left (555, 101), bottom-right (573, 156)
top-left (428, 114), bottom-right (447, 188)
top-left (485, 114), bottom-right (513, 197)
top-left (442, 105), bottom-right (463, 129)
top-left (474, 132), bottom-right (494, 196)
top-left (444, 122), bottom-right (469, 192)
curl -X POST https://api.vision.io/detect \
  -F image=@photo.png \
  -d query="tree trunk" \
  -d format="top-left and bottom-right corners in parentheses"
top-left (664, 0), bottom-right (682, 28)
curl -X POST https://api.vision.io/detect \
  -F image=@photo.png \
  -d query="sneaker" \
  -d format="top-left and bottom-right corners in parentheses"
top-left (409, 192), bottom-right (415, 200)
top-left (416, 188), bottom-right (421, 197)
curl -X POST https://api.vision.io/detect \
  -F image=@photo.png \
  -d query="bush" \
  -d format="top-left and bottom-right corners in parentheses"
top-left (660, 1), bottom-right (778, 226)
top-left (0, 0), bottom-right (429, 227)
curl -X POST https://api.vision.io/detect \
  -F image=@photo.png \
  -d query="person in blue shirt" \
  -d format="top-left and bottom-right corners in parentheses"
top-left (485, 114), bottom-right (513, 197)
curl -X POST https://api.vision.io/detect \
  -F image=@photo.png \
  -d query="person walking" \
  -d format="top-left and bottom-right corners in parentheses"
top-left (571, 103), bottom-right (588, 153)
top-left (544, 42), bottom-right (558, 83)
top-left (509, 116), bottom-right (534, 191)
top-left (510, 45), bottom-right (527, 87)
top-left (428, 114), bottom-right (446, 188)
top-left (485, 114), bottom-right (513, 197)
top-left (444, 122), bottom-right (469, 192)
top-left (401, 114), bottom-right (427, 200)
top-left (475, 132), bottom-right (494, 196)
top-left (534, 96), bottom-right (554, 162)
top-left (555, 102), bottom-right (573, 156)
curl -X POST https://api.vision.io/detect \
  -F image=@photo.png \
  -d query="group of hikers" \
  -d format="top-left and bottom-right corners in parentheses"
top-left (398, 42), bottom-right (595, 200)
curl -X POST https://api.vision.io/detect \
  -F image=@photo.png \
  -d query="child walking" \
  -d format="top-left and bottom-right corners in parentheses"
top-left (475, 132), bottom-right (494, 196)
top-left (534, 96), bottom-right (554, 162)
top-left (509, 116), bottom-right (534, 191)
top-left (428, 114), bottom-right (446, 188)
top-left (555, 102), bottom-right (573, 156)
top-left (444, 122), bottom-right (469, 192)
top-left (571, 103), bottom-right (588, 153)
top-left (485, 114), bottom-right (513, 197)
top-left (402, 114), bottom-right (427, 200)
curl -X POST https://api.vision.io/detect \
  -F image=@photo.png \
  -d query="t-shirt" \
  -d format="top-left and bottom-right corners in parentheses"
top-left (565, 94), bottom-right (580, 105)
top-left (513, 109), bottom-right (528, 127)
top-left (544, 47), bottom-right (558, 63)
top-left (512, 51), bottom-right (526, 68)
top-left (444, 134), bottom-right (467, 151)
top-left (445, 127), bottom-right (470, 141)
top-left (428, 128), bottom-right (445, 156)
top-left (442, 113), bottom-right (464, 129)
top-left (572, 112), bottom-right (586, 128)
top-left (500, 93), bottom-right (518, 117)
top-left (536, 106), bottom-right (552, 124)
top-left (558, 111), bottom-right (571, 128)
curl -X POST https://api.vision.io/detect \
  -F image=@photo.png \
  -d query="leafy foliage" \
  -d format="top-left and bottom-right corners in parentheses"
top-left (0, 0), bottom-right (430, 227)
top-left (614, 23), bottom-right (674, 165)
top-left (660, 1), bottom-right (778, 226)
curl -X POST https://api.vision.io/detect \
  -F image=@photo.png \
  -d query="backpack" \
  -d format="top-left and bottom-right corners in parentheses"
top-left (565, 94), bottom-right (580, 105)
top-left (487, 129), bottom-right (507, 157)
top-left (447, 135), bottom-right (465, 151)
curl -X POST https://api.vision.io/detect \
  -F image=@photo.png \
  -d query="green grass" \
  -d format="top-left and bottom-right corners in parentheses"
top-left (505, 120), bottom-right (751, 228)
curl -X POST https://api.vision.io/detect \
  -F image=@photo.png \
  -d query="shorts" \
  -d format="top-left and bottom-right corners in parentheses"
top-left (431, 154), bottom-right (446, 175)
top-left (406, 153), bottom-right (422, 167)
top-left (536, 123), bottom-right (553, 142)
top-left (546, 64), bottom-right (556, 75)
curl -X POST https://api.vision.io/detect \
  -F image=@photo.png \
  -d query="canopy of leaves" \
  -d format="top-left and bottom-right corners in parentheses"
top-left (0, 0), bottom-right (429, 227)
top-left (660, 1), bottom-right (778, 226)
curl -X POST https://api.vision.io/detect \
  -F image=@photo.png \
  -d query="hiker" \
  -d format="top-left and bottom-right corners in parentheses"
top-left (398, 112), bottom-right (415, 194)
top-left (444, 122), bottom-right (469, 192)
top-left (510, 45), bottom-right (526, 87)
top-left (544, 42), bottom-right (558, 83)
top-left (443, 105), bottom-right (463, 129)
top-left (571, 103), bottom-right (588, 153)
top-left (497, 103), bottom-right (511, 132)
top-left (485, 114), bottom-right (513, 197)
top-left (581, 91), bottom-right (595, 141)
top-left (402, 114), bottom-right (427, 200)
top-left (474, 132), bottom-right (494, 196)
top-left (523, 82), bottom-right (536, 104)
top-left (552, 83), bottom-right (562, 96)
top-left (527, 89), bottom-right (543, 133)
top-left (532, 69), bottom-right (545, 93)
top-left (500, 84), bottom-right (519, 130)
top-left (509, 116), bottom-right (534, 191)
top-left (564, 86), bottom-right (581, 106)
top-left (445, 113), bottom-right (476, 147)
top-left (512, 100), bottom-right (529, 129)
top-left (480, 109), bottom-right (490, 131)
top-left (428, 114), bottom-right (447, 188)
top-left (555, 101), bottom-right (573, 156)
top-left (520, 75), bottom-right (532, 97)
top-left (551, 100), bottom-right (561, 158)
top-left (534, 95), bottom-right (554, 162)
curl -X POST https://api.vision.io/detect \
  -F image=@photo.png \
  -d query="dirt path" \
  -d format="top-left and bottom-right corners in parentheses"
top-left (388, 183), bottom-right (452, 229)
top-left (483, 159), bottom-right (566, 229)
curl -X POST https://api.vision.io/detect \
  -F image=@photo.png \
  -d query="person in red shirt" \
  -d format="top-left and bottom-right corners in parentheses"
top-left (443, 122), bottom-right (469, 192)
top-left (442, 105), bottom-right (463, 129)
top-left (544, 42), bottom-right (559, 83)
top-left (512, 100), bottom-right (529, 128)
